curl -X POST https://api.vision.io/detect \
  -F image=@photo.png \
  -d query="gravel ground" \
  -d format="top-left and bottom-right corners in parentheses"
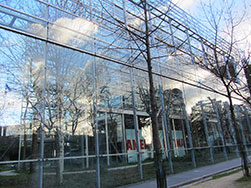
top-left (190, 171), bottom-right (251, 188)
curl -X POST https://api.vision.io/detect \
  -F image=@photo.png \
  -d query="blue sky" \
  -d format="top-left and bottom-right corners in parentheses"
top-left (172, 0), bottom-right (251, 53)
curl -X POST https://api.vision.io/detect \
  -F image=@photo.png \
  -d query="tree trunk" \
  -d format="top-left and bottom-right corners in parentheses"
top-left (143, 1), bottom-right (167, 187)
top-left (227, 89), bottom-right (250, 177)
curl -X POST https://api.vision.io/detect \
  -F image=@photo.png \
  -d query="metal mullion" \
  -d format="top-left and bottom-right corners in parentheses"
top-left (168, 19), bottom-right (178, 57)
top-left (200, 38), bottom-right (209, 67)
top-left (81, 135), bottom-right (85, 168)
top-left (147, 5), bottom-right (174, 174)
top-left (90, 0), bottom-right (100, 185)
top-left (182, 13), bottom-right (195, 65)
top-left (180, 119), bottom-right (187, 150)
top-left (85, 135), bottom-right (89, 168)
top-left (183, 105), bottom-right (196, 168)
top-left (0, 19), bottom-right (235, 99)
top-left (43, 0), bottom-right (235, 55)
top-left (105, 112), bottom-right (110, 165)
top-left (122, 113), bottom-right (127, 162)
top-left (185, 29), bottom-right (195, 64)
top-left (170, 17), bottom-right (197, 168)
top-left (37, 0), bottom-right (84, 18)
top-left (149, 3), bottom-right (234, 55)
top-left (122, 0), bottom-right (143, 180)
top-left (2, 0), bottom-right (131, 54)
top-left (0, 3), bottom-right (46, 24)
top-left (38, 2), bottom-right (48, 188)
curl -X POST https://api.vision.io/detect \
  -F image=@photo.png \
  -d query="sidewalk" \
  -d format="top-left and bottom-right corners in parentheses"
top-left (122, 157), bottom-right (248, 188)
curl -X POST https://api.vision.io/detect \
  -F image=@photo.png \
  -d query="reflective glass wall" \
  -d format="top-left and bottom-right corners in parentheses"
top-left (0, 0), bottom-right (250, 188)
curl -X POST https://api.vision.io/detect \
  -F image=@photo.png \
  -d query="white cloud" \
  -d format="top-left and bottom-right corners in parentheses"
top-left (234, 14), bottom-right (251, 55)
top-left (30, 17), bottom-right (98, 45)
top-left (51, 17), bottom-right (98, 44)
top-left (171, 0), bottom-right (202, 12)
top-left (127, 13), bottom-right (143, 28)
top-left (29, 23), bottom-right (46, 38)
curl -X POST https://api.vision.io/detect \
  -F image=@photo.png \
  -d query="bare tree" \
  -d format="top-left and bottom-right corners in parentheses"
top-left (0, 28), bottom-right (96, 185)
top-left (96, 0), bottom-right (183, 186)
top-left (193, 0), bottom-right (251, 176)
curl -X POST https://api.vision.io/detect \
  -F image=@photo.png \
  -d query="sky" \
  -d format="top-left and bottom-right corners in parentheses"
top-left (169, 0), bottom-right (251, 111)
top-left (172, 0), bottom-right (251, 54)
top-left (171, 0), bottom-right (206, 12)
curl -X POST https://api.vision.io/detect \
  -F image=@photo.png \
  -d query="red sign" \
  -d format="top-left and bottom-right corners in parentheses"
top-left (126, 139), bottom-right (148, 150)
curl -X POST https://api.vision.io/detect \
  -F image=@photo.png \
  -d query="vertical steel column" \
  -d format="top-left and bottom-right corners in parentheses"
top-left (93, 61), bottom-right (100, 183)
top-left (212, 99), bottom-right (228, 160)
top-left (224, 102), bottom-right (240, 157)
top-left (183, 13), bottom-right (195, 65)
top-left (200, 102), bottom-right (214, 164)
top-left (172, 119), bottom-right (178, 156)
top-left (39, 2), bottom-right (48, 188)
top-left (169, 17), bottom-right (196, 167)
top-left (105, 112), bottom-right (110, 165)
top-left (180, 120), bottom-right (187, 152)
top-left (122, 113), bottom-right (127, 162)
top-left (243, 106), bottom-right (251, 136)
top-left (235, 105), bottom-right (248, 154)
top-left (89, 0), bottom-right (100, 187)
top-left (18, 134), bottom-right (22, 170)
top-left (180, 14), bottom-right (196, 167)
top-left (159, 85), bottom-right (174, 173)
top-left (130, 52), bottom-right (143, 177)
top-left (243, 106), bottom-right (251, 154)
top-left (85, 135), bottom-right (89, 168)
top-left (122, 0), bottom-right (143, 180)
top-left (130, 69), bottom-right (143, 179)
top-left (161, 118), bottom-right (168, 157)
top-left (168, 19), bottom-right (178, 57)
top-left (94, 107), bottom-right (100, 188)
top-left (81, 135), bottom-right (85, 168)
top-left (147, 5), bottom-right (173, 174)
top-left (18, 84), bottom-right (26, 171)
top-left (183, 105), bottom-right (196, 168)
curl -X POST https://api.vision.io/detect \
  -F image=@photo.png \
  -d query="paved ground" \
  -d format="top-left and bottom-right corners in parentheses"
top-left (0, 170), bottom-right (17, 176)
top-left (189, 171), bottom-right (251, 188)
top-left (122, 157), bottom-right (250, 188)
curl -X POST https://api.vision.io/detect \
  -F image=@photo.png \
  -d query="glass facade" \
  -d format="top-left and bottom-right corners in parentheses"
top-left (0, 0), bottom-right (250, 187)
